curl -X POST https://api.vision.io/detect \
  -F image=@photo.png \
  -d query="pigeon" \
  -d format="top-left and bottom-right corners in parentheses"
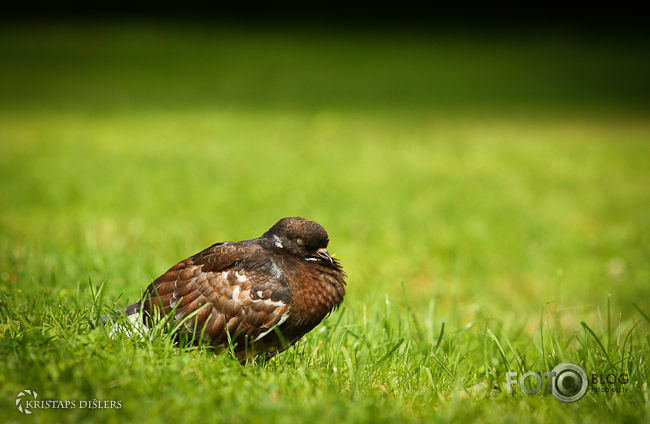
top-left (105, 217), bottom-right (346, 360)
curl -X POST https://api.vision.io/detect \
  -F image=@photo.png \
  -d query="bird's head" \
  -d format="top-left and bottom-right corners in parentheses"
top-left (264, 217), bottom-right (337, 266)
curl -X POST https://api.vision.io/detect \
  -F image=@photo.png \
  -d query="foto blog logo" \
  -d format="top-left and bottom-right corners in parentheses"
top-left (16, 389), bottom-right (38, 414)
top-left (506, 362), bottom-right (589, 403)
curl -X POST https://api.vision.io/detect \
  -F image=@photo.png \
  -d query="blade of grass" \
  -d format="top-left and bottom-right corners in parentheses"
top-left (539, 301), bottom-right (555, 370)
top-left (372, 337), bottom-right (404, 368)
top-left (434, 322), bottom-right (445, 354)
top-left (633, 304), bottom-right (650, 325)
top-left (431, 351), bottom-right (477, 403)
top-left (487, 328), bottom-right (512, 372)
top-left (581, 321), bottom-right (610, 362)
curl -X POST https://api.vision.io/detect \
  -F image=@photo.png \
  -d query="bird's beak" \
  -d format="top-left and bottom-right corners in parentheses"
top-left (317, 247), bottom-right (334, 265)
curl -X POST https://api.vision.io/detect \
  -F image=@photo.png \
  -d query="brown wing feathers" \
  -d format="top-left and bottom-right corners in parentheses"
top-left (141, 242), bottom-right (292, 355)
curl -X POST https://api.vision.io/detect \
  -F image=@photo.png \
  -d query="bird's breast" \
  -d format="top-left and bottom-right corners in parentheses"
top-left (283, 259), bottom-right (346, 328)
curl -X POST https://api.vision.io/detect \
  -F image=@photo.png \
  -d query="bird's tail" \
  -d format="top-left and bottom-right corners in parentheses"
top-left (98, 302), bottom-right (149, 338)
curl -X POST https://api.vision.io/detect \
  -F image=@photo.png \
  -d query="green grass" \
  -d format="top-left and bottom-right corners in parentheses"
top-left (1, 21), bottom-right (649, 423)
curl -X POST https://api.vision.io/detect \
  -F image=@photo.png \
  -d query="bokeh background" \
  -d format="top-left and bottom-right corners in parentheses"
top-left (2, 6), bottom-right (649, 332)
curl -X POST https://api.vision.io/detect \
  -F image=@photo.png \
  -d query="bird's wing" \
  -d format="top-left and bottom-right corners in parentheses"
top-left (140, 241), bottom-right (291, 349)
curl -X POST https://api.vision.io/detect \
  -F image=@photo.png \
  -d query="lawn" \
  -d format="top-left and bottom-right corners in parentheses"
top-left (1, 21), bottom-right (649, 423)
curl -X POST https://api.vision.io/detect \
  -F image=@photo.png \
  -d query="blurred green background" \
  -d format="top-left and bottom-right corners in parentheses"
top-left (1, 20), bottom-right (649, 326)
